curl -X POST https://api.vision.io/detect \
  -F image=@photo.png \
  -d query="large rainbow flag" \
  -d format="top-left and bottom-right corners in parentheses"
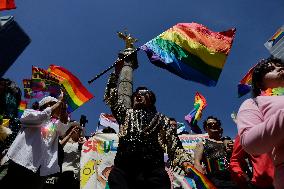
top-left (141, 23), bottom-right (236, 86)
top-left (48, 65), bottom-right (94, 113)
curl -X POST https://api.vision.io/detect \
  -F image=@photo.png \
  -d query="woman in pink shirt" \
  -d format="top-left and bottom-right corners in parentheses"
top-left (237, 57), bottom-right (284, 189)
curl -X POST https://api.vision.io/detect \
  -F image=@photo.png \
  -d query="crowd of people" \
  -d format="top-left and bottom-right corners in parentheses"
top-left (0, 56), bottom-right (284, 189)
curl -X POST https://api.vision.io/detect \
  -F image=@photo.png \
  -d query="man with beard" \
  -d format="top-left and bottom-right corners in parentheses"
top-left (104, 72), bottom-right (192, 189)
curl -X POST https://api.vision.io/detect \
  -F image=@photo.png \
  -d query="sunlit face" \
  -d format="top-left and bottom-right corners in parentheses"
top-left (133, 90), bottom-right (152, 109)
top-left (205, 118), bottom-right (222, 138)
top-left (261, 63), bottom-right (284, 90)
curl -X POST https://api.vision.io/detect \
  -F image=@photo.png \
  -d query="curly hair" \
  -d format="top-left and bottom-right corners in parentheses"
top-left (203, 116), bottom-right (221, 131)
top-left (252, 56), bottom-right (284, 97)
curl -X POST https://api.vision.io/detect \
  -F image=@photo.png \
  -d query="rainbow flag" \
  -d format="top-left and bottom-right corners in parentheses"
top-left (237, 65), bottom-right (254, 97)
top-left (48, 65), bottom-right (94, 113)
top-left (141, 23), bottom-right (236, 86)
top-left (23, 79), bottom-right (33, 99)
top-left (270, 28), bottom-right (284, 46)
top-left (31, 66), bottom-right (63, 98)
top-left (185, 92), bottom-right (206, 134)
top-left (186, 165), bottom-right (216, 189)
top-left (0, 0), bottom-right (16, 11)
top-left (264, 25), bottom-right (284, 61)
top-left (18, 100), bottom-right (28, 118)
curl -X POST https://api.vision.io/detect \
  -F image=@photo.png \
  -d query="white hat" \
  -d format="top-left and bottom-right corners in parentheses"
top-left (39, 96), bottom-right (58, 107)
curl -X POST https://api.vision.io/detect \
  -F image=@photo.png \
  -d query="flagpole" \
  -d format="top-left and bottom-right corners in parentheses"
top-left (88, 48), bottom-right (140, 84)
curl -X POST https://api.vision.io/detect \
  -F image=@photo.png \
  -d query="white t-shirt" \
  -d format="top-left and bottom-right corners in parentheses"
top-left (7, 108), bottom-right (69, 176)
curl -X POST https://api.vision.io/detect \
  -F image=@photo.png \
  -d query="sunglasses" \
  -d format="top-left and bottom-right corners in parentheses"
top-left (206, 122), bottom-right (220, 129)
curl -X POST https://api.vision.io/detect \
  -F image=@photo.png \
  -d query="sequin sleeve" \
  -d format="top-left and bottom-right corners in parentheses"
top-left (158, 116), bottom-right (192, 168)
top-left (104, 73), bottom-right (127, 125)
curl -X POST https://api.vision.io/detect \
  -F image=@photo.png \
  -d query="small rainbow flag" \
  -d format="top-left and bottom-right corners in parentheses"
top-left (186, 165), bottom-right (217, 189)
top-left (141, 23), bottom-right (236, 86)
top-left (48, 65), bottom-right (94, 113)
top-left (237, 65), bottom-right (255, 97)
top-left (18, 100), bottom-right (28, 118)
top-left (270, 28), bottom-right (284, 46)
top-left (185, 92), bottom-right (207, 134)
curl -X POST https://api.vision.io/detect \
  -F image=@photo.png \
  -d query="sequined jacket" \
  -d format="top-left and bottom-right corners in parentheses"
top-left (104, 73), bottom-right (192, 170)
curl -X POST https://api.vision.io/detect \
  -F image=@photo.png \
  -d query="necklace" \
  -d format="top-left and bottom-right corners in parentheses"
top-left (260, 87), bottom-right (284, 96)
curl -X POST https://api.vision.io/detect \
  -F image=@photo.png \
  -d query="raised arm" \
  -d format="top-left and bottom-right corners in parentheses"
top-left (238, 99), bottom-right (284, 154)
top-left (21, 91), bottom-right (64, 127)
top-left (104, 72), bottom-right (127, 125)
top-left (20, 108), bottom-right (52, 126)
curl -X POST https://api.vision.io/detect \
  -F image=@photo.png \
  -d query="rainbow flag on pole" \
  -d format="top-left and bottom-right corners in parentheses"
top-left (141, 23), bottom-right (236, 86)
top-left (185, 92), bottom-right (207, 134)
top-left (48, 65), bottom-right (94, 113)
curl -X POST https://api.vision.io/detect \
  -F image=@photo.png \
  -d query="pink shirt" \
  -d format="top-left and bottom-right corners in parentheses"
top-left (237, 96), bottom-right (284, 189)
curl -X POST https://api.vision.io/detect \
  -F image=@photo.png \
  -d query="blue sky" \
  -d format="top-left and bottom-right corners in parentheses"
top-left (3, 0), bottom-right (284, 137)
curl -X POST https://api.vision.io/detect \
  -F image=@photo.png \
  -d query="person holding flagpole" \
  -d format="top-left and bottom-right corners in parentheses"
top-left (104, 68), bottom-right (192, 189)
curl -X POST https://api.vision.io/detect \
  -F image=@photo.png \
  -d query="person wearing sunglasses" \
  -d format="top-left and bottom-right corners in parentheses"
top-left (237, 57), bottom-right (284, 189)
top-left (104, 72), bottom-right (192, 189)
top-left (194, 116), bottom-right (237, 188)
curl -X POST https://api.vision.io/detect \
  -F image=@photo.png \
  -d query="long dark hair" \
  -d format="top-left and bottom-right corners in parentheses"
top-left (252, 57), bottom-right (284, 97)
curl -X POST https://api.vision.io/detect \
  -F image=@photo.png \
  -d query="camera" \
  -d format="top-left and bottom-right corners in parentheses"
top-left (80, 115), bottom-right (88, 128)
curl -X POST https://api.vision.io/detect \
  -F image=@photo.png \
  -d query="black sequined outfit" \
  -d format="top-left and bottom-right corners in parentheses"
top-left (104, 73), bottom-right (191, 187)
top-left (202, 139), bottom-right (237, 189)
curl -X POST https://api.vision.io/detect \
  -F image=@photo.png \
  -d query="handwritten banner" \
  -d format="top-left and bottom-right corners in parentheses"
top-left (80, 133), bottom-right (208, 189)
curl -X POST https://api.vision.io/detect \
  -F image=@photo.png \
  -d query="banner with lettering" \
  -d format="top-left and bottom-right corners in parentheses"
top-left (178, 133), bottom-right (209, 157)
top-left (80, 133), bottom-right (208, 189)
top-left (80, 133), bottom-right (118, 189)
